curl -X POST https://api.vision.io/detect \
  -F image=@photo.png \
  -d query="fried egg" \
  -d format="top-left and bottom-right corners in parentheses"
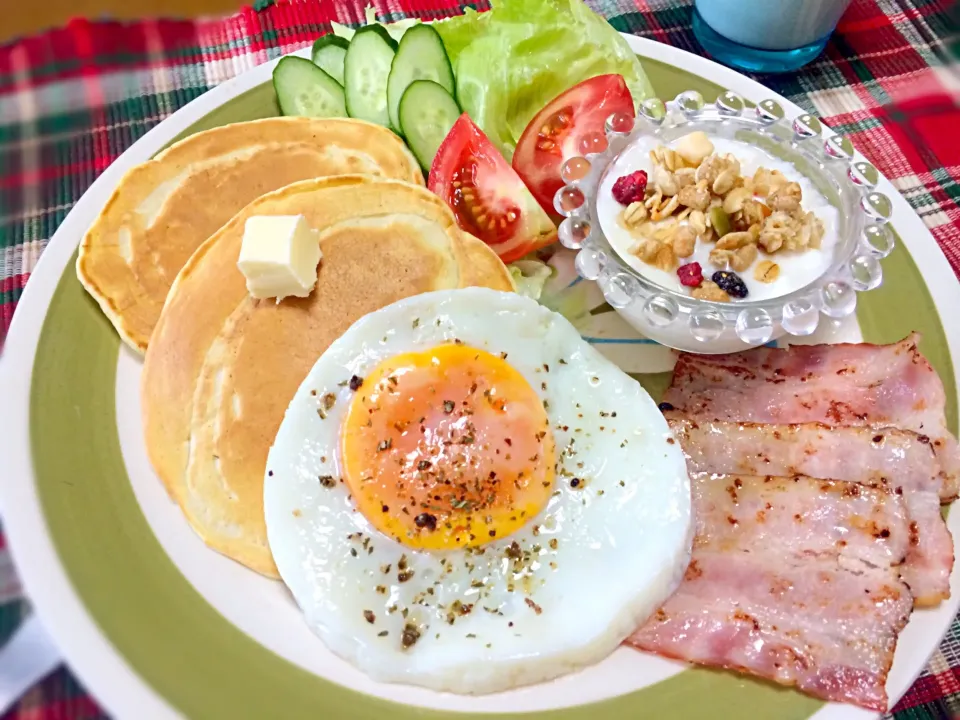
top-left (264, 288), bottom-right (692, 694)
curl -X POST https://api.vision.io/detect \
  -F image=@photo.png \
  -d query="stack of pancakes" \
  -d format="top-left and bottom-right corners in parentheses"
top-left (77, 117), bottom-right (515, 576)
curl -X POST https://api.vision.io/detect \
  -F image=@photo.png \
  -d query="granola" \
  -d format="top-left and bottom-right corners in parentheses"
top-left (614, 132), bottom-right (827, 299)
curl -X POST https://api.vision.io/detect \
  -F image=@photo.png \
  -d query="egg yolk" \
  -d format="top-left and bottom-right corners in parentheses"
top-left (341, 344), bottom-right (556, 550)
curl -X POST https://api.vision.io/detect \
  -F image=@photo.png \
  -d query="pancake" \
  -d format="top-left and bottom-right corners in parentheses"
top-left (458, 232), bottom-right (517, 292)
top-left (142, 176), bottom-right (515, 576)
top-left (77, 117), bottom-right (423, 353)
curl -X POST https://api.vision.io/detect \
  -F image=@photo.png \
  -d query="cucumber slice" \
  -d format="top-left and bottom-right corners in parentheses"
top-left (273, 56), bottom-right (346, 118)
top-left (311, 35), bottom-right (348, 86)
top-left (344, 25), bottom-right (398, 129)
top-left (398, 80), bottom-right (461, 171)
top-left (387, 24), bottom-right (455, 134)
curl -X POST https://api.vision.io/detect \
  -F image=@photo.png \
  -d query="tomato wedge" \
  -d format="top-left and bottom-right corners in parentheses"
top-left (428, 114), bottom-right (557, 264)
top-left (513, 75), bottom-right (635, 219)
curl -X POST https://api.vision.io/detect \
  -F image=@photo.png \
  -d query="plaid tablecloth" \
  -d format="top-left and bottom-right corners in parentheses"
top-left (1, 0), bottom-right (959, 717)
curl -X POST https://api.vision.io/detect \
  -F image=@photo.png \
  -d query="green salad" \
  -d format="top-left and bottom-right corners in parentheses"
top-left (432, 0), bottom-right (652, 159)
top-left (272, 0), bottom-right (650, 317)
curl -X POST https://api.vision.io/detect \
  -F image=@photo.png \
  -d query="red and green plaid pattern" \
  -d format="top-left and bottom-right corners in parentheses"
top-left (1, 1), bottom-right (958, 718)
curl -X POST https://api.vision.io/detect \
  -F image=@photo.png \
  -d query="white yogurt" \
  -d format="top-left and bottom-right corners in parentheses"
top-left (597, 136), bottom-right (840, 302)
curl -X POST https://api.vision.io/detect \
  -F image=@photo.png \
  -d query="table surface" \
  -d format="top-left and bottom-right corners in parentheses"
top-left (1, 0), bottom-right (246, 45)
top-left (1, 0), bottom-right (958, 718)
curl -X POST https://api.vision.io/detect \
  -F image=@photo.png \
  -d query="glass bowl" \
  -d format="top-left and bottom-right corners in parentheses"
top-left (553, 90), bottom-right (894, 353)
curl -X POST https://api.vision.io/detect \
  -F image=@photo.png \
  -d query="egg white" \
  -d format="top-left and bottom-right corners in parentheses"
top-left (264, 288), bottom-right (692, 695)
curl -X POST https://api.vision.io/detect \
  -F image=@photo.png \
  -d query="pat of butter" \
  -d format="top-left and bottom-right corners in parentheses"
top-left (237, 215), bottom-right (322, 301)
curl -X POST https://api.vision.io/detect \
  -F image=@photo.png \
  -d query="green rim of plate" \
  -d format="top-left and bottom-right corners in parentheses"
top-left (28, 57), bottom-right (955, 720)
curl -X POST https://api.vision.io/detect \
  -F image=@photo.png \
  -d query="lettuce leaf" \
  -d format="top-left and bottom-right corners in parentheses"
top-left (331, 6), bottom-right (422, 42)
top-left (508, 260), bottom-right (554, 301)
top-left (434, 0), bottom-right (653, 160)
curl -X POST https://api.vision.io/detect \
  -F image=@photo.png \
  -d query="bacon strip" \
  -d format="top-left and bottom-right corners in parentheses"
top-left (667, 415), bottom-right (944, 497)
top-left (667, 415), bottom-right (954, 605)
top-left (629, 474), bottom-right (913, 711)
top-left (664, 333), bottom-right (960, 497)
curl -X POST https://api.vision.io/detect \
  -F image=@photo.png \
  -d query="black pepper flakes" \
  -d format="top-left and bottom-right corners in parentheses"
top-left (658, 402), bottom-right (675, 412)
top-left (401, 623), bottom-right (421, 649)
top-left (398, 569), bottom-right (414, 583)
top-left (363, 610), bottom-right (375, 624)
top-left (443, 400), bottom-right (455, 414)
top-left (570, 478), bottom-right (581, 488)
top-left (549, 538), bottom-right (558, 550)
top-left (378, 630), bottom-right (389, 637)
top-left (377, 438), bottom-right (392, 452)
top-left (417, 460), bottom-right (432, 471)
top-left (319, 475), bottom-right (337, 489)
top-left (381, 504), bottom-right (390, 513)
top-left (349, 375), bottom-right (364, 391)
top-left (414, 513), bottom-right (438, 531)
top-left (525, 598), bottom-right (543, 615)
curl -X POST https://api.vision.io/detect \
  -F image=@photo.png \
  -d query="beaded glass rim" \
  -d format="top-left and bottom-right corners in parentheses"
top-left (552, 90), bottom-right (895, 347)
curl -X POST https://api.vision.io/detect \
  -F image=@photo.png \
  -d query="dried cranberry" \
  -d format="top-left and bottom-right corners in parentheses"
top-left (611, 170), bottom-right (648, 205)
top-left (712, 271), bottom-right (749, 299)
top-left (677, 262), bottom-right (704, 288)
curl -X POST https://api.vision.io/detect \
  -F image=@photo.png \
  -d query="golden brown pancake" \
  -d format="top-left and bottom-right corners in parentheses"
top-left (458, 232), bottom-right (517, 292)
top-left (142, 176), bottom-right (515, 576)
top-left (77, 117), bottom-right (423, 353)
